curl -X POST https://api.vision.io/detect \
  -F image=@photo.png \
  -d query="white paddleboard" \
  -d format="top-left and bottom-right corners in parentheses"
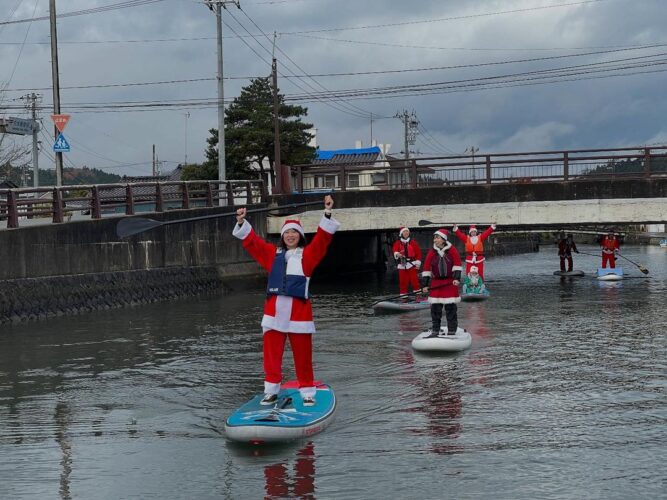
top-left (553, 270), bottom-right (585, 276)
top-left (597, 267), bottom-right (623, 281)
top-left (411, 327), bottom-right (472, 352)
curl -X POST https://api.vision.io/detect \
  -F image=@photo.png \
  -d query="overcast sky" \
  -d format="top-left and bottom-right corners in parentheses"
top-left (0, 0), bottom-right (665, 177)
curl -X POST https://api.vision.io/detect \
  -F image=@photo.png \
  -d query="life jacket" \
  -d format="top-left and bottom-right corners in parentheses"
top-left (428, 249), bottom-right (454, 279)
top-left (266, 247), bottom-right (309, 299)
top-left (465, 235), bottom-right (484, 254)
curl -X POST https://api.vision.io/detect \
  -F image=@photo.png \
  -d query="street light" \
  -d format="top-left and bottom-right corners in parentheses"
top-left (183, 112), bottom-right (190, 166)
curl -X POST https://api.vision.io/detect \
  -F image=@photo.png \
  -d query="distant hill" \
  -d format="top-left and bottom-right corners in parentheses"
top-left (0, 164), bottom-right (121, 186)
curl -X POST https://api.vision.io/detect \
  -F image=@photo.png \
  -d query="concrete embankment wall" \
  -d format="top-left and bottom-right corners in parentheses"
top-left (0, 207), bottom-right (266, 323)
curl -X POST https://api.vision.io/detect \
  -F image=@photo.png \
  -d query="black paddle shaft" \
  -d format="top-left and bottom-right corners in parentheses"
top-left (116, 200), bottom-right (323, 239)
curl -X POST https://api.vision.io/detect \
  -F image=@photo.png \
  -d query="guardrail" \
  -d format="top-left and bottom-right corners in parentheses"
top-left (290, 146), bottom-right (667, 192)
top-left (0, 179), bottom-right (267, 229)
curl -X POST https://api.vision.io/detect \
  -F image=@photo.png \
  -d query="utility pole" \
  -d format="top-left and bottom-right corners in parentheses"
top-left (30, 93), bottom-right (40, 188)
top-left (205, 1), bottom-right (239, 198)
top-left (49, 0), bottom-right (64, 186)
top-left (271, 32), bottom-right (282, 194)
top-left (395, 110), bottom-right (419, 160)
top-left (465, 146), bottom-right (479, 184)
top-left (152, 144), bottom-right (156, 177)
top-left (183, 112), bottom-right (190, 166)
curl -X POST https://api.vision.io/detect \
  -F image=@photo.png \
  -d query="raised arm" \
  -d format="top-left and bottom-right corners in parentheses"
top-left (232, 207), bottom-right (277, 272)
top-left (302, 195), bottom-right (340, 274)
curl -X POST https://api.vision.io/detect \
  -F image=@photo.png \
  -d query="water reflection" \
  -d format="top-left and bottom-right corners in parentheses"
top-left (54, 401), bottom-right (72, 500)
top-left (262, 442), bottom-right (316, 499)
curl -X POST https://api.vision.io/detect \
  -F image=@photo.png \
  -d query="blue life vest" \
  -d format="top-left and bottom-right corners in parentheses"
top-left (266, 248), bottom-right (309, 299)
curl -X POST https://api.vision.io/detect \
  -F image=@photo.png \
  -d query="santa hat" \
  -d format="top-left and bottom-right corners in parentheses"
top-left (434, 228), bottom-right (449, 240)
top-left (281, 219), bottom-right (305, 237)
top-left (398, 226), bottom-right (410, 237)
top-left (470, 265), bottom-right (479, 273)
top-left (469, 225), bottom-right (478, 233)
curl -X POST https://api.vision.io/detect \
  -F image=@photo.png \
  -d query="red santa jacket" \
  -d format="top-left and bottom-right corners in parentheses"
top-left (453, 226), bottom-right (495, 264)
top-left (233, 215), bottom-right (340, 333)
top-left (421, 242), bottom-right (462, 304)
top-left (391, 238), bottom-right (422, 270)
top-left (558, 239), bottom-right (577, 256)
top-left (600, 236), bottom-right (620, 254)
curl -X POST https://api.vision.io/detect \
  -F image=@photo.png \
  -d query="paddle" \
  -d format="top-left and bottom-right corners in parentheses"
top-left (418, 219), bottom-right (486, 227)
top-left (371, 283), bottom-right (450, 306)
top-left (116, 200), bottom-right (322, 238)
top-left (576, 250), bottom-right (649, 274)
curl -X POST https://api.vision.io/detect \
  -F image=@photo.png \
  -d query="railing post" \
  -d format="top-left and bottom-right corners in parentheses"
top-left (53, 188), bottom-right (64, 223)
top-left (485, 156), bottom-right (492, 184)
top-left (340, 166), bottom-right (347, 191)
top-left (644, 147), bottom-right (651, 177)
top-left (246, 181), bottom-right (253, 204)
top-left (411, 160), bottom-right (418, 188)
top-left (205, 182), bottom-right (213, 207)
top-left (226, 182), bottom-right (234, 206)
top-left (260, 179), bottom-right (269, 202)
top-left (563, 152), bottom-right (569, 181)
top-left (297, 166), bottom-right (304, 194)
top-left (155, 183), bottom-right (164, 212)
top-left (91, 185), bottom-right (102, 219)
top-left (7, 190), bottom-right (19, 228)
top-left (181, 182), bottom-right (190, 209)
top-left (125, 185), bottom-right (135, 215)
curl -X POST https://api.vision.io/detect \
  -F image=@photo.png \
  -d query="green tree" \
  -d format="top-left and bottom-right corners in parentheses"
top-left (194, 77), bottom-right (315, 184)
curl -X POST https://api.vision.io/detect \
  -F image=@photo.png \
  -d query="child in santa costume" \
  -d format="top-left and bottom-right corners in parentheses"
top-left (391, 226), bottom-right (422, 298)
top-left (557, 232), bottom-right (579, 272)
top-left (600, 231), bottom-right (620, 268)
top-left (452, 223), bottom-right (496, 279)
top-left (421, 228), bottom-right (462, 337)
top-left (233, 195), bottom-right (339, 406)
top-left (463, 265), bottom-right (485, 294)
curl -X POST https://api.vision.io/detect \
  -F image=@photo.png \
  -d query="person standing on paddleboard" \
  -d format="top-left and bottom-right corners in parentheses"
top-left (421, 228), bottom-right (463, 337)
top-left (557, 232), bottom-right (579, 272)
top-left (452, 223), bottom-right (496, 279)
top-left (600, 231), bottom-right (620, 269)
top-left (392, 226), bottom-right (423, 300)
top-left (233, 195), bottom-right (340, 407)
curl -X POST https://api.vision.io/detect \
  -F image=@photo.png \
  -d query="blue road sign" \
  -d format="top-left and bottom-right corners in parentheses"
top-left (53, 133), bottom-right (70, 153)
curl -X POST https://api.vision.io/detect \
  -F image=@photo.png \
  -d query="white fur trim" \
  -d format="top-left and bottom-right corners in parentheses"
top-left (453, 265), bottom-right (463, 271)
top-left (434, 230), bottom-right (448, 240)
top-left (413, 260), bottom-right (421, 268)
top-left (428, 297), bottom-right (461, 304)
top-left (232, 219), bottom-right (252, 240)
top-left (422, 271), bottom-right (432, 277)
top-left (264, 381), bottom-right (281, 395)
top-left (281, 221), bottom-right (305, 237)
top-left (465, 256), bottom-right (485, 263)
top-left (319, 215), bottom-right (340, 234)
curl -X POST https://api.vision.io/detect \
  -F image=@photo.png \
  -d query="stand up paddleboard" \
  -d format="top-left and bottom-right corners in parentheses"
top-left (373, 300), bottom-right (430, 314)
top-left (411, 327), bottom-right (472, 352)
top-left (597, 267), bottom-right (623, 281)
top-left (225, 381), bottom-right (336, 444)
top-left (553, 270), bottom-right (585, 277)
top-left (461, 290), bottom-right (490, 302)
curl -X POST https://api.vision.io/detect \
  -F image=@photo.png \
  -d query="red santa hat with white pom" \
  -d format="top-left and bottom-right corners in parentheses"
top-left (434, 228), bottom-right (449, 240)
top-left (281, 219), bottom-right (305, 237)
top-left (398, 226), bottom-right (410, 237)
top-left (469, 224), bottom-right (478, 234)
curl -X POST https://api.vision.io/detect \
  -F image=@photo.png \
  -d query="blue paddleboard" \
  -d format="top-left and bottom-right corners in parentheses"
top-left (373, 299), bottom-right (430, 314)
top-left (225, 381), bottom-right (336, 444)
top-left (461, 289), bottom-right (490, 302)
top-left (597, 267), bottom-right (623, 281)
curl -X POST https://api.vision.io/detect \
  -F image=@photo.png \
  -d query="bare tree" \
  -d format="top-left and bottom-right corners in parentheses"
top-left (0, 135), bottom-right (31, 184)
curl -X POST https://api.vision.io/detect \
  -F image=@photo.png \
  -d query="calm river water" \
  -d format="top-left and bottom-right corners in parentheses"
top-left (1, 246), bottom-right (666, 499)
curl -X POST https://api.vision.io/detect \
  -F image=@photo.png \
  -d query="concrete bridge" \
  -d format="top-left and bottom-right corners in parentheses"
top-left (268, 178), bottom-right (667, 234)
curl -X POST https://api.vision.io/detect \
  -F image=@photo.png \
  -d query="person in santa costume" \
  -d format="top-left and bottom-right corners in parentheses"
top-left (599, 231), bottom-right (620, 268)
top-left (463, 265), bottom-right (485, 294)
top-left (233, 195), bottom-right (339, 406)
top-left (391, 226), bottom-right (422, 298)
top-left (420, 228), bottom-right (463, 337)
top-left (557, 232), bottom-right (579, 272)
top-left (452, 222), bottom-right (496, 279)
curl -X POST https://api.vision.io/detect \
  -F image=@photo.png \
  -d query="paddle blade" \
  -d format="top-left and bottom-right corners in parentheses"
top-left (640, 266), bottom-right (649, 274)
top-left (116, 217), bottom-right (163, 238)
top-left (418, 219), bottom-right (434, 226)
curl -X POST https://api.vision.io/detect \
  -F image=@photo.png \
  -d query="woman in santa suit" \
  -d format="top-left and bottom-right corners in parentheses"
top-left (391, 226), bottom-right (422, 297)
top-left (233, 195), bottom-right (339, 406)
top-left (452, 223), bottom-right (496, 279)
top-left (600, 231), bottom-right (620, 268)
top-left (421, 228), bottom-right (463, 337)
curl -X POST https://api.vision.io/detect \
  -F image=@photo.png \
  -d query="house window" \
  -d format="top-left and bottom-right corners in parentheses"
top-left (348, 174), bottom-right (359, 188)
top-left (371, 172), bottom-right (386, 185)
top-left (314, 175), bottom-right (338, 189)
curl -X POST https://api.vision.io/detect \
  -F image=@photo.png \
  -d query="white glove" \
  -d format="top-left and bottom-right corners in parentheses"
top-left (414, 260), bottom-right (421, 270)
top-left (394, 252), bottom-right (402, 259)
top-left (491, 224), bottom-right (497, 230)
top-left (452, 224), bottom-right (459, 232)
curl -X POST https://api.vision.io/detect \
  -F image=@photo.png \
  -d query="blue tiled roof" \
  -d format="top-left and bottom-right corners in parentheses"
top-left (316, 146), bottom-right (381, 160)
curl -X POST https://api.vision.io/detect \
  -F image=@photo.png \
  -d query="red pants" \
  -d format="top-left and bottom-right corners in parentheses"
top-left (398, 268), bottom-right (420, 294)
top-left (601, 253), bottom-right (616, 268)
top-left (263, 330), bottom-right (313, 388)
top-left (465, 260), bottom-right (485, 279)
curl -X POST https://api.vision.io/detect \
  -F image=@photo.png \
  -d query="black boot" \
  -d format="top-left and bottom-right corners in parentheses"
top-left (445, 304), bottom-right (458, 335)
top-left (427, 304), bottom-right (443, 337)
